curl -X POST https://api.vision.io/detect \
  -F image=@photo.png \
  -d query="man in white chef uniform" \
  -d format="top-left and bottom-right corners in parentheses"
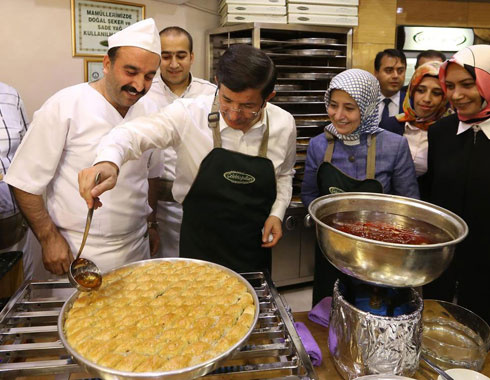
top-left (146, 26), bottom-right (216, 258)
top-left (4, 19), bottom-right (162, 276)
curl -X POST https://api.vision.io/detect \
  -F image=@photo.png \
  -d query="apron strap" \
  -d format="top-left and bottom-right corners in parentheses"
top-left (366, 134), bottom-right (377, 179)
top-left (207, 93), bottom-right (270, 157)
top-left (323, 131), bottom-right (377, 179)
top-left (258, 112), bottom-right (269, 158)
top-left (208, 93), bottom-right (222, 149)
top-left (323, 131), bottom-right (335, 162)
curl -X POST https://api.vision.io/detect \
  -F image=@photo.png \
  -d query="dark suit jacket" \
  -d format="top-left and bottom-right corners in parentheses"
top-left (379, 116), bottom-right (404, 135)
top-left (398, 87), bottom-right (407, 114)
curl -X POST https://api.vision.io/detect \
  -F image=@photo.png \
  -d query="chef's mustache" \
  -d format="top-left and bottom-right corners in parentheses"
top-left (121, 85), bottom-right (146, 96)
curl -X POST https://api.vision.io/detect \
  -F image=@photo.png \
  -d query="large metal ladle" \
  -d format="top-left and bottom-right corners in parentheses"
top-left (68, 173), bottom-right (102, 291)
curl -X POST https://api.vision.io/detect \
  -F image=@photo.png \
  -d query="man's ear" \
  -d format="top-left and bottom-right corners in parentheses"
top-left (265, 90), bottom-right (276, 103)
top-left (102, 55), bottom-right (111, 75)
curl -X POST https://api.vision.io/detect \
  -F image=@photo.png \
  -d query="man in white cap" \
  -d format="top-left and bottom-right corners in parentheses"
top-left (5, 18), bottom-right (162, 277)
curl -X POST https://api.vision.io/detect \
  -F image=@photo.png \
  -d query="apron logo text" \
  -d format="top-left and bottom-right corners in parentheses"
top-left (223, 171), bottom-right (256, 184)
top-left (329, 186), bottom-right (345, 194)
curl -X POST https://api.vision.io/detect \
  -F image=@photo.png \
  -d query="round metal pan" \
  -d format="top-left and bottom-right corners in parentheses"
top-left (286, 37), bottom-right (338, 45)
top-left (273, 95), bottom-right (324, 102)
top-left (220, 37), bottom-right (252, 46)
top-left (58, 258), bottom-right (260, 380)
top-left (274, 84), bottom-right (303, 91)
top-left (278, 73), bottom-right (336, 80)
top-left (281, 49), bottom-right (341, 57)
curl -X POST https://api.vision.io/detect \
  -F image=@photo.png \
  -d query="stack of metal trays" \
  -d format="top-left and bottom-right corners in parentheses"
top-left (0, 273), bottom-right (318, 380)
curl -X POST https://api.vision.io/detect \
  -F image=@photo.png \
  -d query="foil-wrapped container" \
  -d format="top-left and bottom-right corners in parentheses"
top-left (328, 281), bottom-right (423, 380)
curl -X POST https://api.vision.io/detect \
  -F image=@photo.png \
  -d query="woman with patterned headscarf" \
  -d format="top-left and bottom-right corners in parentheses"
top-left (380, 61), bottom-right (451, 179)
top-left (422, 45), bottom-right (490, 324)
top-left (301, 69), bottom-right (419, 305)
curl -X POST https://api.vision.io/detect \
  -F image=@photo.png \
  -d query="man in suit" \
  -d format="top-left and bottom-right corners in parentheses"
top-left (374, 49), bottom-right (407, 124)
top-left (415, 49), bottom-right (446, 69)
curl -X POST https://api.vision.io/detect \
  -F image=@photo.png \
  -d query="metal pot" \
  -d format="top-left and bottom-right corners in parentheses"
top-left (308, 193), bottom-right (468, 288)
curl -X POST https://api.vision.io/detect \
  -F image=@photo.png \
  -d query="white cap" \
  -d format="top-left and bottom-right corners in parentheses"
top-left (108, 18), bottom-right (160, 56)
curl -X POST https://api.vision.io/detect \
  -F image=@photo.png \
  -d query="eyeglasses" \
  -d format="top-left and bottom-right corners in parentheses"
top-left (219, 100), bottom-right (265, 119)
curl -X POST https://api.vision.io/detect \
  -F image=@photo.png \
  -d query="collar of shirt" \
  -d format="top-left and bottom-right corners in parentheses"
top-left (381, 92), bottom-right (400, 109)
top-left (160, 72), bottom-right (194, 99)
top-left (457, 117), bottom-right (490, 139)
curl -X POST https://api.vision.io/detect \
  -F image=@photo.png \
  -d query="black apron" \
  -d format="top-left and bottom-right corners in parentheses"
top-left (312, 132), bottom-right (383, 306)
top-left (180, 95), bottom-right (277, 273)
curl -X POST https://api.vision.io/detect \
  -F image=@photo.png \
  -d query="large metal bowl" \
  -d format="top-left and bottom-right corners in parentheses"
top-left (58, 258), bottom-right (260, 380)
top-left (308, 193), bottom-right (468, 288)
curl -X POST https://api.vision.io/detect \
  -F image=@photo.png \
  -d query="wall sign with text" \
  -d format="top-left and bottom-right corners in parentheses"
top-left (71, 0), bottom-right (145, 57)
top-left (397, 26), bottom-right (474, 52)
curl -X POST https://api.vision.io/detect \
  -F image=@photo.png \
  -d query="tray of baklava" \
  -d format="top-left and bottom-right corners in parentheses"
top-left (58, 258), bottom-right (259, 380)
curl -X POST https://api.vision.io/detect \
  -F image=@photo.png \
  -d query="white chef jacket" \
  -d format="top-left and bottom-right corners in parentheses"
top-left (145, 74), bottom-right (217, 258)
top-left (95, 94), bottom-right (297, 221)
top-left (5, 83), bottom-right (163, 273)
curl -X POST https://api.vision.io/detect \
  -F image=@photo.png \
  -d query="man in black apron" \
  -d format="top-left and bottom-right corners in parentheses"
top-left (180, 94), bottom-right (277, 272)
top-left (78, 44), bottom-right (296, 274)
top-left (312, 131), bottom-right (383, 305)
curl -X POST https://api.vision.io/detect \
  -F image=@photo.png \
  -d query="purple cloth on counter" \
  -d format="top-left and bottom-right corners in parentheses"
top-left (294, 321), bottom-right (323, 366)
top-left (308, 296), bottom-right (332, 328)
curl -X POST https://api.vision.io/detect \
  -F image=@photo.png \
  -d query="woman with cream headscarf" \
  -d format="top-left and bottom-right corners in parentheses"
top-left (380, 61), bottom-right (451, 181)
top-left (301, 69), bottom-right (419, 305)
top-left (423, 45), bottom-right (490, 324)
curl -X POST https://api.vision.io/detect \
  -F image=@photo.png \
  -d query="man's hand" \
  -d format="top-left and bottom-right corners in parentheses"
top-left (78, 162), bottom-right (119, 209)
top-left (262, 215), bottom-right (283, 248)
top-left (148, 227), bottom-right (160, 256)
top-left (41, 231), bottom-right (73, 275)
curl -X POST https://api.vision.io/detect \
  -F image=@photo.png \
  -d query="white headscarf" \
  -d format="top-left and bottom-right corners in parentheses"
top-left (324, 69), bottom-right (384, 141)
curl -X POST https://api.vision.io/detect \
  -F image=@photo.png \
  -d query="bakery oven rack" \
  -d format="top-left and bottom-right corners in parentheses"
top-left (0, 272), bottom-right (317, 379)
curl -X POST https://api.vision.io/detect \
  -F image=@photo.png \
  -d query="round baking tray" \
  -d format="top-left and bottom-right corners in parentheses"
top-left (286, 37), bottom-right (338, 45)
top-left (58, 258), bottom-right (260, 380)
top-left (278, 72), bottom-right (336, 80)
top-left (281, 49), bottom-right (341, 56)
top-left (274, 84), bottom-right (303, 91)
top-left (273, 95), bottom-right (324, 102)
top-left (220, 37), bottom-right (252, 46)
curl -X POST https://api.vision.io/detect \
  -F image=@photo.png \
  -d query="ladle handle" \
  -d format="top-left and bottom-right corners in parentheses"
top-left (75, 172), bottom-right (100, 260)
top-left (421, 356), bottom-right (455, 380)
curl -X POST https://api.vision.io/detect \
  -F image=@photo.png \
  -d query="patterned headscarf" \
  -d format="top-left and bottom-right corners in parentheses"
top-left (439, 44), bottom-right (490, 122)
top-left (324, 69), bottom-right (384, 141)
top-left (395, 61), bottom-right (450, 131)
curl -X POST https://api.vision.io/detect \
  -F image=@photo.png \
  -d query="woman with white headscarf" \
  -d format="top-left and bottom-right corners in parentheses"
top-left (301, 69), bottom-right (419, 305)
top-left (423, 45), bottom-right (490, 324)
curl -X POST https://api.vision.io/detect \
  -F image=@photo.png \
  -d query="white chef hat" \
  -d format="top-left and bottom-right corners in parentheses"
top-left (108, 18), bottom-right (160, 56)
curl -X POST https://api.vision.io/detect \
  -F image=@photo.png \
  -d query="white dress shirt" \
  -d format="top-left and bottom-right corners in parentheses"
top-left (378, 91), bottom-right (401, 120)
top-left (95, 94), bottom-right (297, 221)
top-left (403, 122), bottom-right (428, 177)
top-left (0, 82), bottom-right (29, 218)
top-left (145, 73), bottom-right (217, 180)
top-left (5, 83), bottom-right (163, 273)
